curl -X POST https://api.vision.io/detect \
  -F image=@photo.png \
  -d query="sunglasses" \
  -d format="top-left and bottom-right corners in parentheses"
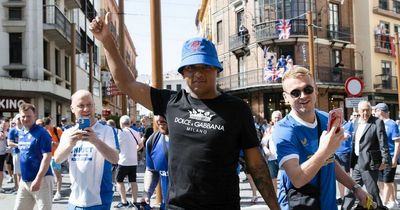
top-left (287, 85), bottom-right (314, 98)
top-left (353, 114), bottom-right (360, 117)
top-left (184, 64), bottom-right (213, 71)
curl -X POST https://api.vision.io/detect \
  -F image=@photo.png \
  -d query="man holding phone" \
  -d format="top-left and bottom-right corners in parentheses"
top-left (54, 90), bottom-right (119, 210)
top-left (274, 67), bottom-right (369, 210)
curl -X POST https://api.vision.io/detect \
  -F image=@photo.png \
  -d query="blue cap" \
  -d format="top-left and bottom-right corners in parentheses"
top-left (375, 103), bottom-right (389, 113)
top-left (177, 37), bottom-right (223, 74)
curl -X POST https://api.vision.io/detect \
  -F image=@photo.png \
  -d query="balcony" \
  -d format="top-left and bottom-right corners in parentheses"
top-left (374, 74), bottom-right (397, 91)
top-left (316, 66), bottom-right (363, 84)
top-left (229, 33), bottom-right (250, 56)
top-left (374, 35), bottom-right (394, 55)
top-left (43, 5), bottom-right (71, 50)
top-left (326, 24), bottom-right (351, 43)
top-left (43, 5), bottom-right (81, 54)
top-left (2, 0), bottom-right (25, 7)
top-left (373, 0), bottom-right (400, 20)
top-left (217, 66), bottom-right (363, 91)
top-left (218, 68), bottom-right (278, 91)
top-left (255, 19), bottom-right (308, 45)
top-left (64, 0), bottom-right (81, 9)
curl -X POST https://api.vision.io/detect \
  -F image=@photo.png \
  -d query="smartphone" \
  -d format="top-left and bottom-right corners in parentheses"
top-left (327, 108), bottom-right (343, 133)
top-left (78, 118), bottom-right (90, 130)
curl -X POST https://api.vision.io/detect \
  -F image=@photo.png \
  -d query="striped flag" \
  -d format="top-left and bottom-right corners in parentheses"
top-left (276, 19), bottom-right (292, 39)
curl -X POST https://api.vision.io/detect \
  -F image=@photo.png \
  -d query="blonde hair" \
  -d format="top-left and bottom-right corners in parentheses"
top-left (282, 66), bottom-right (314, 91)
top-left (19, 103), bottom-right (36, 113)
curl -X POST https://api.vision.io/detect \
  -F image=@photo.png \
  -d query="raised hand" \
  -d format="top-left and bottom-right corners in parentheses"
top-left (89, 12), bottom-right (112, 43)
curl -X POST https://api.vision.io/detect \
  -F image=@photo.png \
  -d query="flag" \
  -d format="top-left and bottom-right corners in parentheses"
top-left (263, 46), bottom-right (269, 58)
top-left (264, 67), bottom-right (279, 82)
top-left (276, 19), bottom-right (292, 39)
top-left (390, 36), bottom-right (396, 57)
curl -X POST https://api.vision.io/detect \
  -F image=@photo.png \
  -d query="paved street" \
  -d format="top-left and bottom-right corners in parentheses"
top-left (0, 164), bottom-right (270, 210)
top-left (1, 165), bottom-right (400, 210)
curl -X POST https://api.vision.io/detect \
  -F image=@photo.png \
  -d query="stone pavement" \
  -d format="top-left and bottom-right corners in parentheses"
top-left (0, 164), bottom-right (271, 210)
top-left (1, 164), bottom-right (400, 210)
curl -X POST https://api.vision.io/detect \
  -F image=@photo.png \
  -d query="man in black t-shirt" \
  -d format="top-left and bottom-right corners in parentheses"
top-left (90, 13), bottom-right (279, 210)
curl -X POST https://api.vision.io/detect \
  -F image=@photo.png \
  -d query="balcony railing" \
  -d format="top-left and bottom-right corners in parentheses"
top-left (43, 5), bottom-right (71, 41)
top-left (316, 67), bottom-right (363, 84)
top-left (217, 66), bottom-right (363, 91)
top-left (374, 74), bottom-right (398, 90)
top-left (229, 33), bottom-right (249, 52)
top-left (374, 34), bottom-right (394, 54)
top-left (326, 24), bottom-right (351, 42)
top-left (255, 19), bottom-right (308, 43)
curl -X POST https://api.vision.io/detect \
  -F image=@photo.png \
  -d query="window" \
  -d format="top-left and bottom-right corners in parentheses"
top-left (332, 49), bottom-right (342, 66)
top-left (394, 0), bottom-right (400, 13)
top-left (55, 49), bottom-right (60, 76)
top-left (44, 99), bottom-right (52, 118)
top-left (9, 33), bottom-right (22, 64)
top-left (9, 7), bottom-right (22, 20)
top-left (176, 84), bottom-right (182, 91)
top-left (329, 3), bottom-right (339, 31)
top-left (236, 10), bottom-right (244, 32)
top-left (166, 84), bottom-right (172, 90)
top-left (381, 60), bottom-right (392, 88)
top-left (43, 40), bottom-right (49, 70)
top-left (217, 21), bottom-right (223, 44)
top-left (379, 0), bottom-right (388, 10)
top-left (65, 56), bottom-right (70, 81)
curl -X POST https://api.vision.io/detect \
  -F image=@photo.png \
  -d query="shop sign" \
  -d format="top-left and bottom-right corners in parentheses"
top-left (0, 97), bottom-right (30, 111)
top-left (345, 97), bottom-right (368, 108)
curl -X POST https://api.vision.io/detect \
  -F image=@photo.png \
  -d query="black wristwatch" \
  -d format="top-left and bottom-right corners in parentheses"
top-left (351, 184), bottom-right (361, 193)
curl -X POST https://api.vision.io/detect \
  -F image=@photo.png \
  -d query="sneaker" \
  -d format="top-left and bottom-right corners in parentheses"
top-left (114, 202), bottom-right (130, 208)
top-left (386, 201), bottom-right (396, 209)
top-left (7, 177), bottom-right (13, 184)
top-left (53, 192), bottom-right (62, 201)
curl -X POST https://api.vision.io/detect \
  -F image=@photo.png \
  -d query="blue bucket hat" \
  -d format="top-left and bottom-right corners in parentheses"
top-left (177, 37), bottom-right (223, 74)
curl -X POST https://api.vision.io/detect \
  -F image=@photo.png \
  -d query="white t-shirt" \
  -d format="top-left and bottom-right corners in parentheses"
top-left (59, 121), bottom-right (117, 207)
top-left (118, 127), bottom-right (142, 166)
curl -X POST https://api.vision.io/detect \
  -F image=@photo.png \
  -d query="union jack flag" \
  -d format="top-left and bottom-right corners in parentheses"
top-left (276, 19), bottom-right (292, 39)
top-left (264, 67), bottom-right (280, 82)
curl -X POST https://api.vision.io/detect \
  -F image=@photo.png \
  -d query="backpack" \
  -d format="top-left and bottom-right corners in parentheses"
top-left (146, 131), bottom-right (162, 154)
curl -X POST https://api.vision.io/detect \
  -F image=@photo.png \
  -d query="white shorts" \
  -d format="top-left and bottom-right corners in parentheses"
top-left (13, 153), bottom-right (21, 174)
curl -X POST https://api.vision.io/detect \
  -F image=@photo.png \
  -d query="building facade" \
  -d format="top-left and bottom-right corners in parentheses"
top-left (0, 0), bottom-right (109, 125)
top-left (100, 0), bottom-right (138, 120)
top-left (198, 0), bottom-right (362, 122)
top-left (354, 0), bottom-right (400, 119)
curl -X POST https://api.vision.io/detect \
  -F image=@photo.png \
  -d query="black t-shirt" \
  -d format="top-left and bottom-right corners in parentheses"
top-left (143, 127), bottom-right (154, 140)
top-left (151, 88), bottom-right (260, 209)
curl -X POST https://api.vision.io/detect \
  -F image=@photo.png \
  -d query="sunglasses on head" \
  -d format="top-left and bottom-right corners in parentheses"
top-left (287, 85), bottom-right (314, 98)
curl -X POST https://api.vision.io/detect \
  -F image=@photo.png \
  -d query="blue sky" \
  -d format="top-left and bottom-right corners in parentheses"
top-left (124, 0), bottom-right (201, 76)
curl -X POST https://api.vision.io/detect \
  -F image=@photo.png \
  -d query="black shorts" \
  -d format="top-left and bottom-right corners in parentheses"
top-left (378, 166), bottom-right (396, 183)
top-left (116, 165), bottom-right (137, 183)
top-left (6, 153), bottom-right (13, 165)
top-left (0, 154), bottom-right (7, 171)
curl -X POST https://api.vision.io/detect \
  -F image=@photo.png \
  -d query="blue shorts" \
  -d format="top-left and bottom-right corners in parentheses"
top-left (51, 158), bottom-right (62, 171)
top-left (68, 203), bottom-right (111, 210)
top-left (335, 153), bottom-right (351, 173)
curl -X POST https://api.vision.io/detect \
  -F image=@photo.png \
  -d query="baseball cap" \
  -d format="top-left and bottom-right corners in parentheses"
top-left (61, 117), bottom-right (67, 122)
top-left (375, 103), bottom-right (389, 113)
top-left (177, 37), bottom-right (223, 74)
